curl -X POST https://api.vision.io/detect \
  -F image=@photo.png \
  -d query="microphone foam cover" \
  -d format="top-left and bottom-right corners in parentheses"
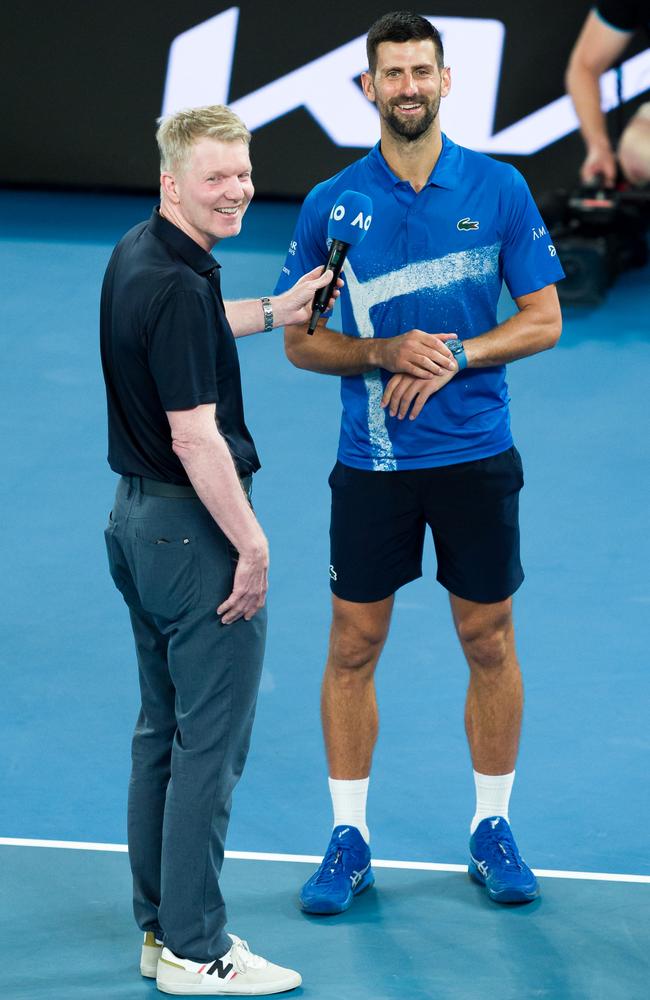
top-left (327, 190), bottom-right (373, 246)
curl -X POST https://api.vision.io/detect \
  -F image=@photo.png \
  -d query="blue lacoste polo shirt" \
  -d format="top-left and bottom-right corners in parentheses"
top-left (276, 135), bottom-right (564, 471)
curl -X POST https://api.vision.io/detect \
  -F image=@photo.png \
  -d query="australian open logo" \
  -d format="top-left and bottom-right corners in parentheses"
top-left (330, 202), bottom-right (372, 232)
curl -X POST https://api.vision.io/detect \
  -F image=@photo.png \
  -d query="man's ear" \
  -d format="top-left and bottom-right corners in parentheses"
top-left (440, 66), bottom-right (452, 99)
top-left (161, 172), bottom-right (180, 204)
top-left (361, 71), bottom-right (376, 104)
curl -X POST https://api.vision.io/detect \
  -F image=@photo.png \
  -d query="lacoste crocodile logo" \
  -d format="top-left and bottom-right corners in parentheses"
top-left (457, 217), bottom-right (480, 231)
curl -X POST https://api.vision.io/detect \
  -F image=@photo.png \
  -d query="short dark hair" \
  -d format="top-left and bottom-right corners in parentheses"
top-left (366, 11), bottom-right (444, 74)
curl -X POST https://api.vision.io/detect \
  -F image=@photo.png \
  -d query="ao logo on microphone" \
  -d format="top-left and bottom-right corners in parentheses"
top-left (330, 202), bottom-right (372, 232)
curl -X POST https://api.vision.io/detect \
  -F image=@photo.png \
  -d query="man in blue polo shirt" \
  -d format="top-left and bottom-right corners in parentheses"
top-left (275, 11), bottom-right (564, 912)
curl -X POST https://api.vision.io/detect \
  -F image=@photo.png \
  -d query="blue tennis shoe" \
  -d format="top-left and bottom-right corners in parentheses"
top-left (469, 816), bottom-right (539, 903)
top-left (300, 825), bottom-right (374, 914)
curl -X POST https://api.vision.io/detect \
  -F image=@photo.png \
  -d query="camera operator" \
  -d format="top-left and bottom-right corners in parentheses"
top-left (566, 2), bottom-right (650, 186)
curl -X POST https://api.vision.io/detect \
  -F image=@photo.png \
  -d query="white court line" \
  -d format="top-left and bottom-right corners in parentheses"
top-left (1, 837), bottom-right (649, 885)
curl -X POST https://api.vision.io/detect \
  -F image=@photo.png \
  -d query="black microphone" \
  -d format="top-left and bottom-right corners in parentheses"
top-left (308, 190), bottom-right (373, 334)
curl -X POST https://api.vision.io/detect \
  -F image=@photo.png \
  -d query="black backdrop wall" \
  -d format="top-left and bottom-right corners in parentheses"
top-left (3, 1), bottom-right (649, 197)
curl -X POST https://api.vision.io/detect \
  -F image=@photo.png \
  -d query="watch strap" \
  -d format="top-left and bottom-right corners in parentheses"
top-left (261, 296), bottom-right (273, 333)
top-left (449, 338), bottom-right (467, 370)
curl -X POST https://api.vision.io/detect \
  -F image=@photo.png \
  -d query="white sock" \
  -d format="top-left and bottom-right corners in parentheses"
top-left (328, 777), bottom-right (370, 844)
top-left (470, 770), bottom-right (515, 834)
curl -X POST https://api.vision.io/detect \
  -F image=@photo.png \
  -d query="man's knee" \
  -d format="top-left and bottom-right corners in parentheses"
top-left (328, 600), bottom-right (391, 674)
top-left (454, 600), bottom-right (514, 673)
top-left (329, 629), bottom-right (385, 674)
top-left (619, 104), bottom-right (650, 185)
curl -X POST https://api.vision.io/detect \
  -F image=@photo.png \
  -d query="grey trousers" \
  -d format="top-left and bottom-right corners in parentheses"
top-left (104, 475), bottom-right (266, 961)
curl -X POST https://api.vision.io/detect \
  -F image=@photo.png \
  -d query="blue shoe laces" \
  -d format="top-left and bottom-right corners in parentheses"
top-left (312, 840), bottom-right (359, 885)
top-left (483, 826), bottom-right (524, 871)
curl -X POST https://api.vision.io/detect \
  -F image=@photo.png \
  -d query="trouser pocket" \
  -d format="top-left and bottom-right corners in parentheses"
top-left (132, 529), bottom-right (200, 620)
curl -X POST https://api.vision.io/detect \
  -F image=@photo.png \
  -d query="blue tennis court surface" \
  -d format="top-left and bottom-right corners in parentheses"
top-left (1, 844), bottom-right (648, 1000)
top-left (1, 190), bottom-right (648, 998)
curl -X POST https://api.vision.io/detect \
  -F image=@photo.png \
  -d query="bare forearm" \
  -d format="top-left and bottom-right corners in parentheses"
top-left (464, 299), bottom-right (561, 368)
top-left (172, 428), bottom-right (264, 554)
top-left (225, 264), bottom-right (336, 337)
top-left (224, 298), bottom-right (269, 338)
top-left (565, 12), bottom-right (632, 153)
top-left (566, 61), bottom-right (610, 149)
top-left (225, 296), bottom-right (314, 338)
top-left (285, 319), bottom-right (382, 375)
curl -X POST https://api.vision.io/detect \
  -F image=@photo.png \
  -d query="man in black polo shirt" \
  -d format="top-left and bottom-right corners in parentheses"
top-left (567, 1), bottom-right (650, 185)
top-left (101, 105), bottom-right (332, 996)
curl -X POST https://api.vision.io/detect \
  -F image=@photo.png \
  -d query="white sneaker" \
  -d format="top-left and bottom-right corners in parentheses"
top-left (156, 933), bottom-right (302, 995)
top-left (141, 931), bottom-right (164, 977)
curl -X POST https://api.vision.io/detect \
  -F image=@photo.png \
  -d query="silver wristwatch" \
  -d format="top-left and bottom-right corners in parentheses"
top-left (261, 296), bottom-right (274, 333)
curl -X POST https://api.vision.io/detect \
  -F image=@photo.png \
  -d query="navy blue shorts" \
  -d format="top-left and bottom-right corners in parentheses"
top-left (328, 446), bottom-right (525, 604)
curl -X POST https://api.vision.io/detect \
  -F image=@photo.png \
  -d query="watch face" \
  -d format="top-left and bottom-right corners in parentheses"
top-left (447, 339), bottom-right (466, 369)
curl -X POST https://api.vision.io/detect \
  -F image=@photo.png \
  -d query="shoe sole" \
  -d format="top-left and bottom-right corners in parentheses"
top-left (468, 862), bottom-right (539, 903)
top-left (156, 971), bottom-right (301, 995)
top-left (300, 868), bottom-right (375, 915)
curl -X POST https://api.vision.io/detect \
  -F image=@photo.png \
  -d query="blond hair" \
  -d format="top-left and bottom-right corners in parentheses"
top-left (156, 105), bottom-right (251, 174)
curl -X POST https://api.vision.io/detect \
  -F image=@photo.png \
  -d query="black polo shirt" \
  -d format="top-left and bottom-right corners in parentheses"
top-left (100, 209), bottom-right (260, 483)
top-left (597, 0), bottom-right (650, 33)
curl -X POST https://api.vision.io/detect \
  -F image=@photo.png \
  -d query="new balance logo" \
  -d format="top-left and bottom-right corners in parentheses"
top-left (206, 958), bottom-right (234, 979)
top-left (457, 217), bottom-right (479, 231)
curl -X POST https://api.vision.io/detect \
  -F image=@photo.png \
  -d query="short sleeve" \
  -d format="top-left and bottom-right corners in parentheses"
top-left (274, 187), bottom-right (329, 296)
top-left (500, 168), bottom-right (565, 299)
top-left (595, 1), bottom-right (641, 32)
top-left (147, 290), bottom-right (221, 411)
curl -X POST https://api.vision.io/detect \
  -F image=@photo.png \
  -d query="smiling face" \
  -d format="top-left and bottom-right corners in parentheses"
top-left (161, 136), bottom-right (254, 249)
top-left (362, 39), bottom-right (451, 143)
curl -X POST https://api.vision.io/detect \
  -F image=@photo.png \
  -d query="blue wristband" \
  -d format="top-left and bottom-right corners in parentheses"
top-left (447, 338), bottom-right (467, 370)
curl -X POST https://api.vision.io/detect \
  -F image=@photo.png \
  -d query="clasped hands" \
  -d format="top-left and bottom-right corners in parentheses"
top-left (379, 330), bottom-right (461, 421)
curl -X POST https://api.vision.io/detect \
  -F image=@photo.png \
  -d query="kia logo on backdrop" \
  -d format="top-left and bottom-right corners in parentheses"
top-left (162, 6), bottom-right (650, 156)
